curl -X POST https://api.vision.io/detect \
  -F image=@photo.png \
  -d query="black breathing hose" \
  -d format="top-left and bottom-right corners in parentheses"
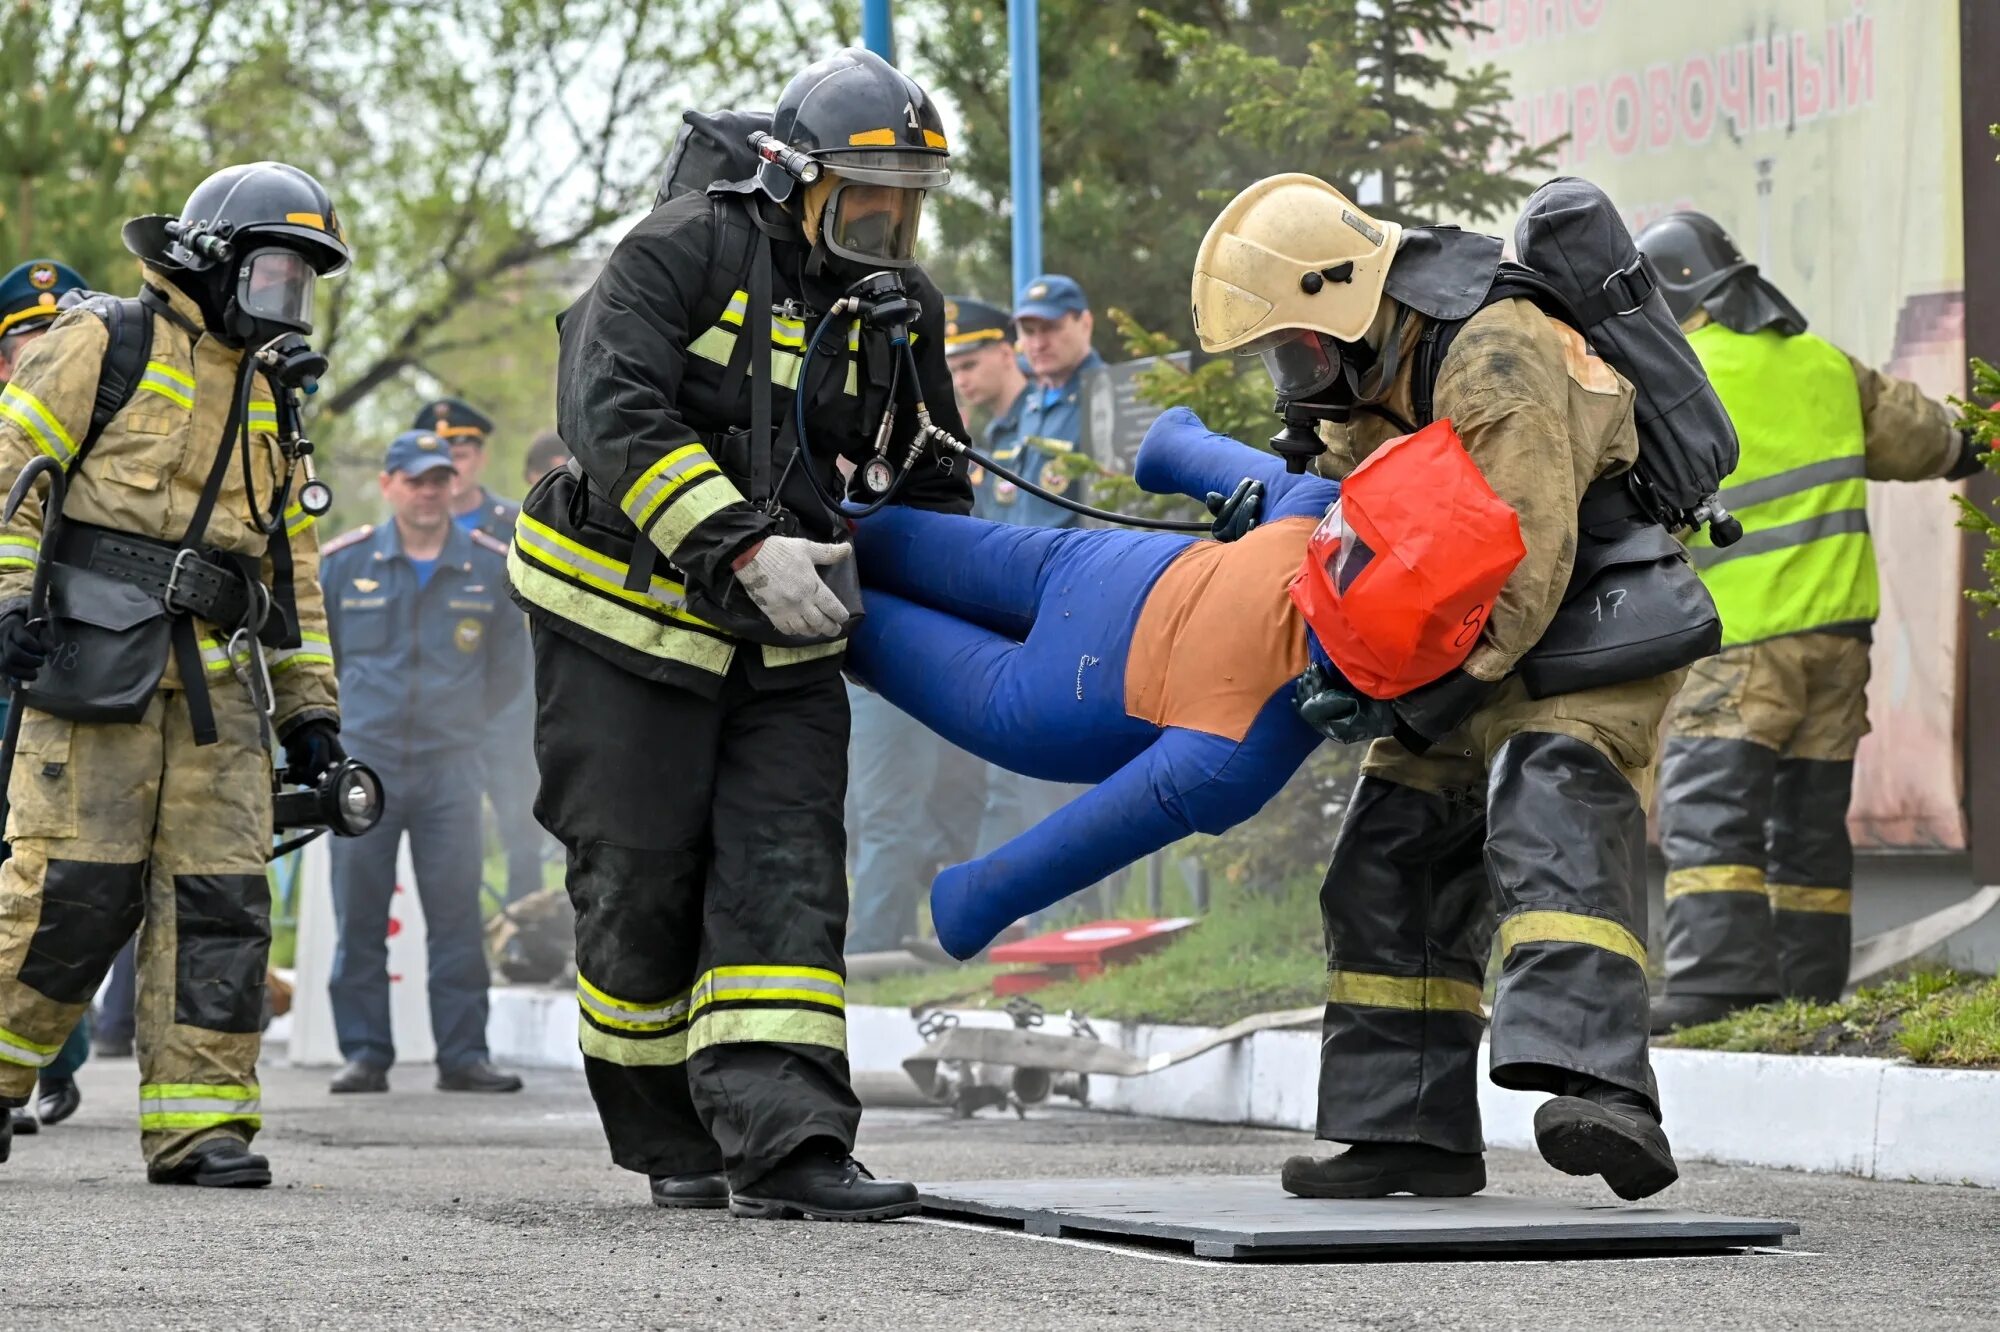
top-left (790, 303), bottom-right (1211, 534)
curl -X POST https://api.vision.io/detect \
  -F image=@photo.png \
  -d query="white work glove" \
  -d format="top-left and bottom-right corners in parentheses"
top-left (734, 536), bottom-right (853, 639)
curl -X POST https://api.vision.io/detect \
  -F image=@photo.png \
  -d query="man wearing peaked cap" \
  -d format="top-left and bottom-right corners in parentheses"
top-left (0, 260), bottom-right (90, 388)
top-left (411, 396), bottom-right (548, 913)
top-left (319, 429), bottom-right (529, 1098)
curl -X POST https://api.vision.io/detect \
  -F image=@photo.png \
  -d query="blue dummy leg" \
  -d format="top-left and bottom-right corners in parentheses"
top-left (852, 506), bottom-right (1082, 639)
top-left (847, 590), bottom-right (1147, 784)
top-left (930, 693), bottom-right (1323, 959)
top-left (1132, 406), bottom-right (1337, 521)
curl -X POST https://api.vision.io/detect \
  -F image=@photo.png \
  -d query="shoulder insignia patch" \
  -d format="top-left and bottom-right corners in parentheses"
top-left (469, 528), bottom-right (511, 556)
top-left (320, 524), bottom-right (375, 555)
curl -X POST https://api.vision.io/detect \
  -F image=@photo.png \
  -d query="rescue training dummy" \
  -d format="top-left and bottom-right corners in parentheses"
top-left (1187, 174), bottom-right (1729, 1205)
top-left (848, 406), bottom-right (1527, 964)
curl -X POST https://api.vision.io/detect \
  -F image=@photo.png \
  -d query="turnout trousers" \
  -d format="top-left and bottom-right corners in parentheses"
top-left (1657, 633), bottom-right (1869, 1004)
top-left (531, 627), bottom-right (859, 1189)
top-left (1317, 672), bottom-right (1683, 1155)
top-left (0, 686), bottom-right (272, 1170)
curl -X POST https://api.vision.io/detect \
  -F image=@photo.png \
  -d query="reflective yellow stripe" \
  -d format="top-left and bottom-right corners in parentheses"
top-left (0, 1023), bottom-right (62, 1068)
top-left (648, 471), bottom-right (745, 558)
top-left (772, 313), bottom-right (806, 349)
top-left (138, 1082), bottom-right (261, 1130)
top-left (1326, 971), bottom-right (1485, 1015)
top-left (1664, 864), bottom-right (1766, 899)
top-left (771, 346), bottom-right (805, 391)
top-left (513, 515), bottom-right (714, 624)
top-left (246, 400), bottom-right (279, 433)
top-left (508, 544), bottom-right (736, 675)
top-left (762, 641), bottom-right (845, 669)
top-left (137, 373), bottom-right (194, 410)
top-left (0, 383), bottom-right (77, 463)
top-left (690, 325), bottom-right (737, 366)
top-left (145, 361), bottom-right (195, 390)
top-left (0, 535), bottom-right (39, 572)
top-left (269, 632), bottom-right (332, 674)
top-left (1769, 885), bottom-right (1852, 915)
top-left (622, 443), bottom-right (722, 530)
top-left (685, 1007), bottom-right (846, 1057)
top-left (284, 502), bottom-right (313, 537)
top-left (1499, 910), bottom-right (1646, 969)
top-left (688, 965), bottom-right (844, 1017)
top-left (717, 290), bottom-right (750, 326)
top-left (579, 1016), bottom-right (689, 1066)
top-left (576, 973), bottom-right (691, 1031)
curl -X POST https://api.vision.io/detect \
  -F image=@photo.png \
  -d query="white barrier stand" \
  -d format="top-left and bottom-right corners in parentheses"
top-left (289, 835), bottom-right (435, 1067)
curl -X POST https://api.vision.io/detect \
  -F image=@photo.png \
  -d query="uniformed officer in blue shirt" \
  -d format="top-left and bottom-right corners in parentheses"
top-left (320, 430), bottom-right (530, 1095)
top-left (976, 274), bottom-right (1104, 528)
top-left (413, 397), bottom-right (547, 906)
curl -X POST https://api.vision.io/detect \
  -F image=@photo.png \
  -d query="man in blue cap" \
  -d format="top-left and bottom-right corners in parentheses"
top-left (0, 258), bottom-right (98, 1138)
top-left (413, 396), bottom-right (546, 908)
top-left (319, 430), bottom-right (529, 1096)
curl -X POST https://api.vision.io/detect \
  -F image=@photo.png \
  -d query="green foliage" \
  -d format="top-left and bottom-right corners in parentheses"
top-left (1666, 968), bottom-right (2000, 1067)
top-left (912, 0), bottom-right (1547, 351)
top-left (1953, 354), bottom-right (2000, 634)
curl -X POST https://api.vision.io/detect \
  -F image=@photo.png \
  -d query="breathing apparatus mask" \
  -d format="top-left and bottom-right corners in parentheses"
top-left (802, 168), bottom-right (933, 273)
top-left (1245, 306), bottom-right (1412, 473)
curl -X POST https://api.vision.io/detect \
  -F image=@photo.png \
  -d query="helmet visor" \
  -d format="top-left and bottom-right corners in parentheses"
top-left (1241, 328), bottom-right (1341, 402)
top-left (823, 181), bottom-right (926, 268)
top-left (236, 248), bottom-right (317, 333)
top-left (819, 149), bottom-right (951, 190)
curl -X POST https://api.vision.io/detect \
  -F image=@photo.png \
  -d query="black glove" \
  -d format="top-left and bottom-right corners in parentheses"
top-left (1390, 669), bottom-right (1499, 755)
top-left (1292, 662), bottom-right (1397, 745)
top-left (0, 610), bottom-right (52, 684)
top-left (281, 719), bottom-right (346, 785)
top-left (1946, 429), bottom-right (1993, 482)
top-left (1204, 478), bottom-right (1265, 543)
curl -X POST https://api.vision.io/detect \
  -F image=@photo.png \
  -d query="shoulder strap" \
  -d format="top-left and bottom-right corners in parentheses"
top-left (76, 294), bottom-right (155, 465)
top-left (1409, 265), bottom-right (1583, 428)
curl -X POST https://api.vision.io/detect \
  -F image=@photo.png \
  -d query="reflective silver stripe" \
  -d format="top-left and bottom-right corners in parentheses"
top-left (690, 967), bottom-right (845, 1013)
top-left (0, 535), bottom-right (39, 567)
top-left (137, 367), bottom-right (194, 409)
top-left (577, 986), bottom-right (690, 1030)
top-left (1690, 508), bottom-right (1871, 570)
top-left (1718, 456), bottom-right (1867, 510)
top-left (247, 400), bottom-right (279, 433)
top-left (270, 632), bottom-right (333, 674)
top-left (621, 444), bottom-right (720, 530)
top-left (717, 290), bottom-right (750, 326)
top-left (140, 1094), bottom-right (263, 1116)
top-left (0, 1027), bottom-right (59, 1068)
top-left (512, 517), bottom-right (704, 618)
top-left (0, 383), bottom-right (77, 463)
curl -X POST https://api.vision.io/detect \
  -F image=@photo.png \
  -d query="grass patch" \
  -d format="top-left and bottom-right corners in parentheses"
top-left (849, 879), bottom-right (1326, 1028)
top-left (1665, 968), bottom-right (2000, 1067)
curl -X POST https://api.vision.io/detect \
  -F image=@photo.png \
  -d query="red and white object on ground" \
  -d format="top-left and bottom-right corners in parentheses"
top-left (988, 918), bottom-right (1198, 995)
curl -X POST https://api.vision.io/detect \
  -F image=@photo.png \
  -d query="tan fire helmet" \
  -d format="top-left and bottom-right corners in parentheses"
top-left (1191, 174), bottom-right (1402, 358)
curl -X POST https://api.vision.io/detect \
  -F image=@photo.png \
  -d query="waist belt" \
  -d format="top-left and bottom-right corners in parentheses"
top-left (55, 521), bottom-right (270, 636)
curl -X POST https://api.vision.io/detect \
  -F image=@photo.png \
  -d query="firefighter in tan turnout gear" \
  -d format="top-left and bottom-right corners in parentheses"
top-left (1194, 175), bottom-right (1717, 1203)
top-left (0, 163), bottom-right (349, 1185)
top-left (1637, 211), bottom-right (1987, 1032)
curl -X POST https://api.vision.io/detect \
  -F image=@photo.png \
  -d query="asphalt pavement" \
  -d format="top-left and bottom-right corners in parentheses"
top-left (2, 1055), bottom-right (1996, 1330)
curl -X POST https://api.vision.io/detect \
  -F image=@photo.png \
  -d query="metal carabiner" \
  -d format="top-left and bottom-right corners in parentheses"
top-left (228, 627), bottom-right (275, 718)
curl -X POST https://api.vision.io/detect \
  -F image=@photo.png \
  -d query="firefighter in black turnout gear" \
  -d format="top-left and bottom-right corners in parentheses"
top-left (514, 49), bottom-right (970, 1221)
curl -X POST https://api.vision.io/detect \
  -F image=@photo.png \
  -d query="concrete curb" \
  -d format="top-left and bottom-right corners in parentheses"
top-left (483, 989), bottom-right (1999, 1189)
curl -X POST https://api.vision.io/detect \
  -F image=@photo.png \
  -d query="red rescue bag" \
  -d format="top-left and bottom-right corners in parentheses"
top-left (1288, 419), bottom-right (1525, 699)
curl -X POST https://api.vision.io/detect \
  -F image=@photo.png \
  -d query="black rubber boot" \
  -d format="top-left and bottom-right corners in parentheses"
top-left (147, 1137), bottom-right (273, 1189)
top-left (729, 1142), bottom-right (918, 1222)
top-left (36, 1075), bottom-right (80, 1127)
top-left (1650, 991), bottom-right (1769, 1035)
top-left (1534, 1080), bottom-right (1678, 1201)
top-left (0, 1104), bottom-right (12, 1161)
top-left (9, 1107), bottom-right (37, 1136)
top-left (650, 1170), bottom-right (729, 1210)
top-left (1281, 1142), bottom-right (1487, 1199)
top-left (329, 1060), bottom-right (389, 1094)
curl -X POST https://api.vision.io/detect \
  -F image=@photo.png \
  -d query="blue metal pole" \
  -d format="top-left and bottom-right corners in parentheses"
top-left (862, 0), bottom-right (895, 64)
top-left (1008, 0), bottom-right (1042, 295)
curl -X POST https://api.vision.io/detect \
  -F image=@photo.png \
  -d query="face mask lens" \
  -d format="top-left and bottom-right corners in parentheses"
top-left (825, 183), bottom-right (925, 266)
top-left (1246, 330), bottom-right (1340, 401)
top-left (237, 249), bottom-right (316, 332)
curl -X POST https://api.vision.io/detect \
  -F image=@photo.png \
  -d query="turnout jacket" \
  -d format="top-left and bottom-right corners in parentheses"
top-left (0, 267), bottom-right (336, 734)
top-left (516, 191), bottom-right (973, 697)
